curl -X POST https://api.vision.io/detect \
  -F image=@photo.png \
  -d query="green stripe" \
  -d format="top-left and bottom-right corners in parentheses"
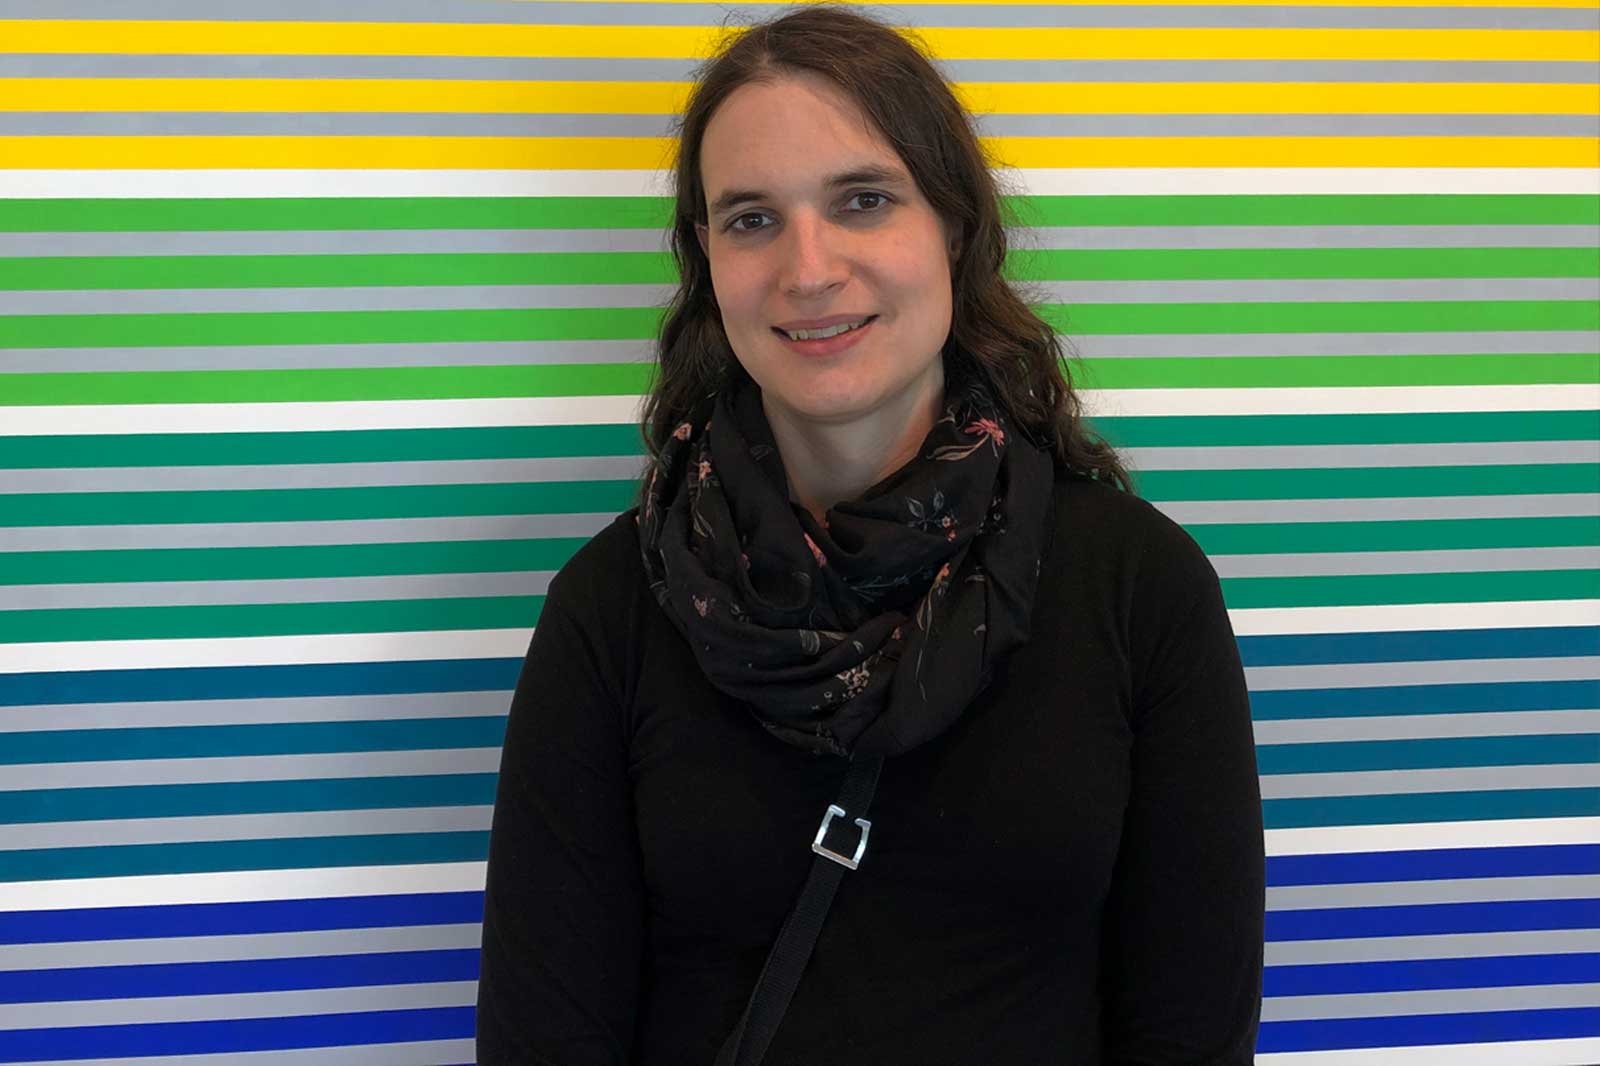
top-left (0, 596), bottom-right (543, 643)
top-left (1261, 787), bottom-right (1598, 830)
top-left (0, 425), bottom-right (647, 469)
top-left (0, 774), bottom-right (497, 824)
top-left (0, 539), bottom-right (589, 585)
top-left (1040, 300), bottom-right (1600, 336)
top-left (1095, 411), bottom-right (1600, 447)
top-left (1256, 734), bottom-right (1597, 775)
top-left (0, 832), bottom-right (491, 883)
top-left (1081, 354), bottom-right (1599, 389)
top-left (0, 717), bottom-right (508, 765)
top-left (1, 195), bottom-right (1592, 233)
top-left (8, 246), bottom-right (1596, 290)
top-left (1220, 568), bottom-right (1600, 609)
top-left (1139, 464), bottom-right (1597, 499)
top-left (0, 412), bottom-right (1591, 471)
top-left (5, 353), bottom-right (1594, 406)
top-left (1190, 517), bottom-right (1600, 555)
top-left (4, 482), bottom-right (640, 526)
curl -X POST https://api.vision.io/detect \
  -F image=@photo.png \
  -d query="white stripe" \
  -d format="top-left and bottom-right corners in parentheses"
top-left (1264, 816), bottom-right (1600, 856)
top-left (1258, 1037), bottom-right (1600, 1066)
top-left (1, 168), bottom-right (1595, 198)
top-left (0, 861), bottom-right (486, 912)
top-left (5, 600), bottom-right (1596, 673)
top-left (3, 385), bottom-right (1596, 438)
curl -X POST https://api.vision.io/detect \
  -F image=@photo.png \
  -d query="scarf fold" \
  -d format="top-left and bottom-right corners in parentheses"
top-left (638, 366), bottom-right (1055, 759)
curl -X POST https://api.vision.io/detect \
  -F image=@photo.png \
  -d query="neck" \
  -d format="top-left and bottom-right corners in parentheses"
top-left (765, 362), bottom-right (947, 527)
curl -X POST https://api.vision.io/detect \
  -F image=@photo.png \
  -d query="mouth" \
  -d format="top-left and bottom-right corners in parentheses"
top-left (771, 315), bottom-right (878, 357)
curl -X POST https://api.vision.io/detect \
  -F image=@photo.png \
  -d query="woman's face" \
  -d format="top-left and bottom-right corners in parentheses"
top-left (695, 72), bottom-right (958, 433)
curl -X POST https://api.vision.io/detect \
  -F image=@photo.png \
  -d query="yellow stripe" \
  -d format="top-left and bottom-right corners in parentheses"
top-left (547, 0), bottom-right (1600, 7)
top-left (8, 78), bottom-right (1598, 117)
top-left (3, 135), bottom-right (1593, 169)
top-left (7, 21), bottom-right (1597, 62)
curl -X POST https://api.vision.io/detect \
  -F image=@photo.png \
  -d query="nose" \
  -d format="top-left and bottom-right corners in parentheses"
top-left (777, 209), bottom-right (847, 299)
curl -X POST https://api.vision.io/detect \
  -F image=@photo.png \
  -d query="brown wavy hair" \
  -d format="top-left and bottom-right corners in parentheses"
top-left (637, 2), bottom-right (1129, 500)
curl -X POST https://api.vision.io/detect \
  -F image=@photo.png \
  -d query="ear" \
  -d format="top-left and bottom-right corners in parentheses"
top-left (694, 222), bottom-right (710, 258)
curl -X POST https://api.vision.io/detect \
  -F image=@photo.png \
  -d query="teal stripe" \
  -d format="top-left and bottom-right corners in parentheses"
top-left (1220, 569), bottom-right (1600, 609)
top-left (1136, 464), bottom-right (1598, 500)
top-left (1094, 411), bottom-right (1600, 447)
top-left (0, 775), bottom-right (497, 824)
top-left (1256, 734), bottom-right (1600, 775)
top-left (0, 717), bottom-right (509, 765)
top-left (0, 832), bottom-right (489, 883)
top-left (1262, 788), bottom-right (1599, 829)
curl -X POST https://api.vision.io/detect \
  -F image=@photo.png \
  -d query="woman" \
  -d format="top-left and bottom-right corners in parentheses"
top-left (477, 6), bottom-right (1264, 1064)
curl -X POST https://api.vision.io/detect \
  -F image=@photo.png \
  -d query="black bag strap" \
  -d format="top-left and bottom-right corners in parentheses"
top-left (714, 755), bottom-right (885, 1066)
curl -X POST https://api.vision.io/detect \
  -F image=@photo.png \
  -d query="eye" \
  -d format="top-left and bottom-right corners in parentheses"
top-left (726, 211), bottom-right (770, 234)
top-left (848, 191), bottom-right (890, 213)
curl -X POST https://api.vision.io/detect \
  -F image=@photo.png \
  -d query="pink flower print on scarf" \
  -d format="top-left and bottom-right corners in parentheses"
top-left (803, 532), bottom-right (827, 568)
top-left (697, 459), bottom-right (713, 484)
top-left (672, 422), bottom-right (693, 441)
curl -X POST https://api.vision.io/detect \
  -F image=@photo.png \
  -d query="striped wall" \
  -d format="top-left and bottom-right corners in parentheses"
top-left (1, 1), bottom-right (1597, 1062)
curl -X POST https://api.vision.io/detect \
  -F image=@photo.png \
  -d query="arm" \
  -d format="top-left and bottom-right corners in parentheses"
top-left (1099, 525), bottom-right (1265, 1065)
top-left (477, 578), bottom-right (645, 1065)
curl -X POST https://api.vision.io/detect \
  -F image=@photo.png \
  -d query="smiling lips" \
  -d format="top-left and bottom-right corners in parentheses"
top-left (773, 315), bottom-right (878, 341)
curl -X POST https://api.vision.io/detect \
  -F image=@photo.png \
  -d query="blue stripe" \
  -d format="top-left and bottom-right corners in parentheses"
top-left (1251, 680), bottom-right (1600, 720)
top-left (0, 892), bottom-right (485, 946)
top-left (1239, 626), bottom-right (1600, 667)
top-left (0, 949), bottom-right (479, 1004)
top-left (1258, 1006), bottom-right (1600, 1053)
top-left (0, 659), bottom-right (521, 707)
top-left (1264, 952), bottom-right (1600, 996)
top-left (0, 1006), bottom-right (474, 1061)
top-left (1267, 844), bottom-right (1600, 885)
top-left (1267, 898), bottom-right (1600, 941)
top-left (1256, 734), bottom-right (1600, 775)
top-left (1263, 788), bottom-right (1600, 829)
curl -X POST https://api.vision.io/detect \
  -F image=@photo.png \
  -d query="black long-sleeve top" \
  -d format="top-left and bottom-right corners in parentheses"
top-left (477, 470), bottom-right (1265, 1065)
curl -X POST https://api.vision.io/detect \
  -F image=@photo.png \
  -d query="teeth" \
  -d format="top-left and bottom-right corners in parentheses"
top-left (784, 318), bottom-right (869, 341)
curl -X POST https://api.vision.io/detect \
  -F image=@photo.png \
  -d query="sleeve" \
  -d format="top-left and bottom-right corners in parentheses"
top-left (1098, 519), bottom-right (1265, 1065)
top-left (476, 573), bottom-right (645, 1066)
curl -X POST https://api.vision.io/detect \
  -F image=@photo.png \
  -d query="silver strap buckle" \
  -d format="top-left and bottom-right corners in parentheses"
top-left (811, 804), bottom-right (871, 870)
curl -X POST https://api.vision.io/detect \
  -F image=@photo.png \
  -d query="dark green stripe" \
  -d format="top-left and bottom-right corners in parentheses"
top-left (0, 774), bottom-right (497, 824)
top-left (0, 539), bottom-right (588, 585)
top-left (0, 195), bottom-right (1592, 233)
top-left (1094, 411), bottom-right (1600, 447)
top-left (0, 596), bottom-right (544, 643)
top-left (0, 832), bottom-right (490, 883)
top-left (7, 247), bottom-right (1595, 290)
top-left (0, 717), bottom-right (509, 765)
top-left (1081, 354), bottom-right (1598, 389)
top-left (1257, 734), bottom-right (1598, 775)
top-left (1261, 787), bottom-right (1598, 830)
top-left (1221, 569), bottom-right (1600, 609)
top-left (1137, 464), bottom-right (1598, 500)
top-left (4, 481), bottom-right (640, 526)
top-left (1190, 517), bottom-right (1600, 555)
top-left (4, 300), bottom-right (1593, 350)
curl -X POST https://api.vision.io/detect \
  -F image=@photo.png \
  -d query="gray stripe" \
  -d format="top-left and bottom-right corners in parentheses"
top-left (1262, 983), bottom-right (1600, 1022)
top-left (1217, 546), bottom-right (1600, 579)
top-left (1258, 763), bottom-right (1600, 799)
top-left (21, 1038), bottom-right (477, 1066)
top-left (1158, 494), bottom-right (1600, 524)
top-left (5, 332), bottom-right (1593, 375)
top-left (1246, 654), bottom-right (1600, 690)
top-left (6, 54), bottom-right (1596, 84)
top-left (0, 691), bottom-right (515, 734)
top-left (11, 224), bottom-right (1595, 259)
top-left (8, 112), bottom-right (1595, 138)
top-left (0, 455), bottom-right (648, 494)
top-left (1266, 873), bottom-right (1600, 909)
top-left (8, 277), bottom-right (1594, 315)
top-left (8, 0), bottom-right (1596, 30)
top-left (0, 569), bottom-right (555, 610)
top-left (1125, 441), bottom-right (1600, 470)
top-left (1253, 709), bottom-right (1600, 744)
top-left (0, 513), bottom-right (618, 553)
top-left (0, 981), bottom-right (476, 1033)
top-left (0, 923), bottom-right (482, 972)
top-left (0, 805), bottom-right (494, 851)
top-left (1266, 928), bottom-right (1600, 965)
top-left (0, 747), bottom-right (502, 792)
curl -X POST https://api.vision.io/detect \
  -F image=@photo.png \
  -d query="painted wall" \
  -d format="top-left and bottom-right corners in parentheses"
top-left (1, 1), bottom-right (1597, 1062)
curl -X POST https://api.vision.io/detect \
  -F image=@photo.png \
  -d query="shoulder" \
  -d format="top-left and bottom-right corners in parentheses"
top-left (1049, 468), bottom-right (1218, 606)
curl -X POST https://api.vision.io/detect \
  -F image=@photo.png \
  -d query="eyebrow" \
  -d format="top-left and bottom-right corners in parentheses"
top-left (707, 164), bottom-right (911, 219)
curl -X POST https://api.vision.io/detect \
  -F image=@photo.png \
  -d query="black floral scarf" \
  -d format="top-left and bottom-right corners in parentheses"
top-left (637, 366), bottom-right (1056, 759)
